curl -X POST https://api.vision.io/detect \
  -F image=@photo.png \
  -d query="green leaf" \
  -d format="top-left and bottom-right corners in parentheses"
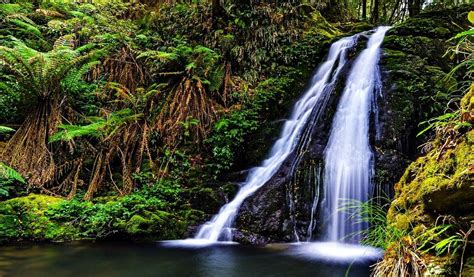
top-left (454, 28), bottom-right (474, 39)
top-left (0, 162), bottom-right (26, 184)
top-left (0, 126), bottom-right (15, 134)
top-left (468, 11), bottom-right (474, 24)
top-left (185, 62), bottom-right (196, 71)
top-left (8, 18), bottom-right (42, 37)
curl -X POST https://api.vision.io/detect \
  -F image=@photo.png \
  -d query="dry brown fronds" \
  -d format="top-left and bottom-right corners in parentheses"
top-left (156, 77), bottom-right (217, 146)
top-left (35, 9), bottom-right (65, 18)
top-left (89, 45), bottom-right (146, 93)
top-left (0, 98), bottom-right (61, 187)
top-left (372, 236), bottom-right (426, 277)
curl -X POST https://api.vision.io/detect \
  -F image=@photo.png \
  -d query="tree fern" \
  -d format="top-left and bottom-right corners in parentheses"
top-left (50, 109), bottom-right (142, 143)
top-left (7, 18), bottom-right (42, 37)
top-left (0, 37), bottom-right (103, 188)
top-left (0, 38), bottom-right (103, 99)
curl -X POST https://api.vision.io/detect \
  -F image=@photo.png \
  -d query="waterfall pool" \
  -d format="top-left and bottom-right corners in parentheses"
top-left (0, 241), bottom-right (381, 276)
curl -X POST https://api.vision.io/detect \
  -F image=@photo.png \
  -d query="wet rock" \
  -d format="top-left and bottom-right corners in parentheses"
top-left (232, 229), bottom-right (270, 245)
top-left (232, 6), bottom-right (470, 245)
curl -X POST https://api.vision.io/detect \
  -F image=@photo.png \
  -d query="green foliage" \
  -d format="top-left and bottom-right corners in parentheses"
top-left (0, 126), bottom-right (14, 134)
top-left (417, 111), bottom-right (471, 136)
top-left (206, 109), bottom-right (259, 177)
top-left (341, 199), bottom-right (467, 259)
top-left (417, 224), bottom-right (465, 256)
top-left (0, 4), bottom-right (27, 16)
top-left (417, 14), bottom-right (474, 137)
top-left (0, 38), bottom-right (102, 100)
top-left (7, 18), bottom-right (42, 37)
top-left (0, 162), bottom-right (25, 184)
top-left (0, 76), bottom-right (22, 122)
top-left (0, 186), bottom-right (199, 242)
top-left (49, 109), bottom-right (141, 142)
top-left (0, 162), bottom-right (26, 199)
top-left (339, 198), bottom-right (407, 250)
top-left (140, 42), bottom-right (221, 87)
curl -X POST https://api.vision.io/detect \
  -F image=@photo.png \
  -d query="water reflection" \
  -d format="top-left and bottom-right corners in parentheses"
top-left (198, 246), bottom-right (237, 276)
top-left (0, 242), bottom-right (375, 276)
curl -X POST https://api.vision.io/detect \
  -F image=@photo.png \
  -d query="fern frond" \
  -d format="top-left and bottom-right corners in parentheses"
top-left (6, 18), bottom-right (42, 37)
top-left (137, 50), bottom-right (177, 62)
top-left (49, 120), bottom-right (107, 142)
top-left (0, 162), bottom-right (26, 183)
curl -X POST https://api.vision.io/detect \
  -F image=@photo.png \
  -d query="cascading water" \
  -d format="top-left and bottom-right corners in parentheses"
top-left (194, 35), bottom-right (359, 242)
top-left (322, 26), bottom-right (390, 243)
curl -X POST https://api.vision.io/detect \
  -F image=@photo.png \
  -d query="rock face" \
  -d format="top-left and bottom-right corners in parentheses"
top-left (388, 129), bottom-right (473, 231)
top-left (234, 45), bottom-right (357, 242)
top-left (375, 7), bottom-right (471, 197)
top-left (232, 7), bottom-right (471, 244)
top-left (382, 84), bottom-right (473, 274)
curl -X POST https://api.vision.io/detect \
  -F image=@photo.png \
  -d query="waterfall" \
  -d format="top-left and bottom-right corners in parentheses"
top-left (322, 26), bottom-right (390, 243)
top-left (194, 34), bottom-right (359, 242)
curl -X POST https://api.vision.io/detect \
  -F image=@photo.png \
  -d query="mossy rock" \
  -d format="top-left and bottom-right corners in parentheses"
top-left (185, 187), bottom-right (224, 214)
top-left (0, 193), bottom-right (192, 243)
top-left (388, 130), bottom-right (474, 230)
top-left (0, 194), bottom-right (74, 242)
top-left (387, 7), bottom-right (470, 40)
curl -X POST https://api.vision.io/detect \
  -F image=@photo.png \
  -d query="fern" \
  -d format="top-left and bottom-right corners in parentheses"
top-left (0, 4), bottom-right (25, 16)
top-left (50, 109), bottom-right (142, 143)
top-left (137, 50), bottom-right (178, 62)
top-left (417, 111), bottom-right (471, 137)
top-left (49, 120), bottom-right (107, 142)
top-left (7, 18), bottom-right (42, 37)
top-left (0, 162), bottom-right (26, 183)
top-left (0, 38), bottom-right (103, 99)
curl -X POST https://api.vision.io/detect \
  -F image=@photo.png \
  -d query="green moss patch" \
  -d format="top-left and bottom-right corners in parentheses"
top-left (0, 192), bottom-right (201, 243)
top-left (388, 130), bottom-right (474, 230)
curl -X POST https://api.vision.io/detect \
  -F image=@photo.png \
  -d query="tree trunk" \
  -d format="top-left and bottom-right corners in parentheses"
top-left (389, 0), bottom-right (402, 22)
top-left (408, 0), bottom-right (422, 17)
top-left (362, 0), bottom-right (367, 20)
top-left (372, 0), bottom-right (380, 23)
top-left (212, 0), bottom-right (225, 18)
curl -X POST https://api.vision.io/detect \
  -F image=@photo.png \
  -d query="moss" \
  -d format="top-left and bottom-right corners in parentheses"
top-left (462, 257), bottom-right (474, 277)
top-left (0, 194), bottom-right (70, 242)
top-left (185, 187), bottom-right (224, 214)
top-left (388, 130), bottom-right (474, 230)
top-left (0, 193), bottom-right (193, 243)
top-left (125, 215), bottom-right (149, 234)
top-left (387, 8), bottom-right (469, 40)
top-left (307, 10), bottom-right (342, 39)
top-left (379, 8), bottom-right (466, 158)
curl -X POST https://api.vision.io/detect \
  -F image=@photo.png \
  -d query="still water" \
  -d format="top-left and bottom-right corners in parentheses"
top-left (0, 241), bottom-right (379, 276)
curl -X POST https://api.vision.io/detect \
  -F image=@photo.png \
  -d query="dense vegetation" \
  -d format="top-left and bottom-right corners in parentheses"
top-left (0, 0), bottom-right (472, 276)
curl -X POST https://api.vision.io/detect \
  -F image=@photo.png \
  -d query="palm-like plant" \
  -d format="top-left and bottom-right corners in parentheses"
top-left (139, 44), bottom-right (221, 146)
top-left (50, 83), bottom-right (159, 199)
top-left (0, 38), bottom-right (100, 187)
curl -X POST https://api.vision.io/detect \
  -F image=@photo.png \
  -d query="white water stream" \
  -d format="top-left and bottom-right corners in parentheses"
top-left (194, 35), bottom-right (359, 242)
top-left (189, 26), bottom-right (390, 246)
top-left (323, 26), bottom-right (390, 243)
